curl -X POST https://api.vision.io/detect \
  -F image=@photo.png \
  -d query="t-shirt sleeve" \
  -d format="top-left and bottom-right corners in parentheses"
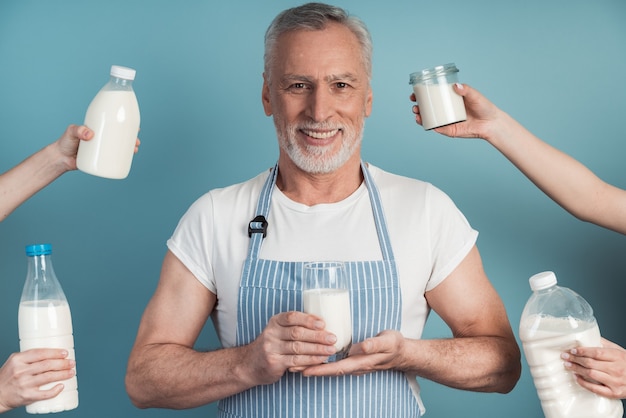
top-left (425, 184), bottom-right (479, 291)
top-left (166, 192), bottom-right (217, 293)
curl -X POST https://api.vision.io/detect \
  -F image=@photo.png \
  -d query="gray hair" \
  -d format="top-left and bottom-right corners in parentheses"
top-left (264, 2), bottom-right (373, 81)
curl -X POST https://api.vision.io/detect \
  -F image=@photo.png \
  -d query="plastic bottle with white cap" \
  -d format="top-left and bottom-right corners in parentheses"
top-left (77, 65), bottom-right (140, 179)
top-left (519, 271), bottom-right (623, 418)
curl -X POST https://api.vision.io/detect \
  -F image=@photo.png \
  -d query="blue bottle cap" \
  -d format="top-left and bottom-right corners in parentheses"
top-left (25, 244), bottom-right (52, 256)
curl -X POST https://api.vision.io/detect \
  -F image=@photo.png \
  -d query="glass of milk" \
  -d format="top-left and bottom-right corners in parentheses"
top-left (409, 63), bottom-right (466, 130)
top-left (303, 261), bottom-right (352, 362)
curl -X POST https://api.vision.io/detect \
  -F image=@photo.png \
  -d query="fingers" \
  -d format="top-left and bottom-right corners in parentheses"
top-left (274, 310), bottom-right (324, 330)
top-left (64, 124), bottom-right (93, 141)
top-left (77, 125), bottom-right (94, 141)
top-left (17, 348), bottom-right (70, 363)
top-left (274, 312), bottom-right (337, 352)
top-left (250, 311), bottom-right (339, 382)
top-left (452, 82), bottom-right (468, 96)
top-left (303, 331), bottom-right (404, 377)
top-left (566, 345), bottom-right (623, 363)
top-left (0, 350), bottom-right (76, 410)
top-left (562, 346), bottom-right (626, 399)
top-left (30, 383), bottom-right (66, 400)
top-left (572, 369), bottom-right (626, 399)
top-left (10, 350), bottom-right (76, 380)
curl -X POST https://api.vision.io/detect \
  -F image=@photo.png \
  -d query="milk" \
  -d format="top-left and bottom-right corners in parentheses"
top-left (18, 300), bottom-right (78, 414)
top-left (77, 89), bottom-right (140, 179)
top-left (412, 83), bottom-right (466, 130)
top-left (303, 288), bottom-right (352, 356)
top-left (519, 315), bottom-right (623, 418)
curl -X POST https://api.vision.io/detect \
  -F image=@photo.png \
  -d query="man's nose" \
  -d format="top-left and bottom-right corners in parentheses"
top-left (306, 87), bottom-right (333, 122)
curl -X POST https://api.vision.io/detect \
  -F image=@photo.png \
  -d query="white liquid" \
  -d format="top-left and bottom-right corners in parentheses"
top-left (413, 83), bottom-right (466, 130)
top-left (77, 89), bottom-right (140, 179)
top-left (18, 300), bottom-right (78, 414)
top-left (520, 315), bottom-right (623, 418)
top-left (303, 288), bottom-right (352, 351)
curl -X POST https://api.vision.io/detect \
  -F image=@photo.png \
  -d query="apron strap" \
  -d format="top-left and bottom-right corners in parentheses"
top-left (246, 164), bottom-right (278, 260)
top-left (361, 161), bottom-right (395, 262)
top-left (246, 161), bottom-right (395, 261)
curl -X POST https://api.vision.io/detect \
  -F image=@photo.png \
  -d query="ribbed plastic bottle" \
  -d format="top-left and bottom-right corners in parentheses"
top-left (519, 271), bottom-right (623, 418)
top-left (18, 244), bottom-right (78, 414)
top-left (76, 64), bottom-right (140, 179)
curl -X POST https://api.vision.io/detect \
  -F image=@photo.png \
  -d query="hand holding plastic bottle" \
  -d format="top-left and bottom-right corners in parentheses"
top-left (0, 349), bottom-right (75, 414)
top-left (562, 337), bottom-right (626, 400)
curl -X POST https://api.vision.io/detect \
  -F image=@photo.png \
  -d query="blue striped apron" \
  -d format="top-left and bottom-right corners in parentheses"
top-left (217, 162), bottom-right (422, 417)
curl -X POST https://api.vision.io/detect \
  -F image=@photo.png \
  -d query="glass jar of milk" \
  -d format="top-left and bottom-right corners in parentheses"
top-left (409, 63), bottom-right (466, 130)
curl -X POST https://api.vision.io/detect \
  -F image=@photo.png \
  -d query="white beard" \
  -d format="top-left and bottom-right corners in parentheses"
top-left (275, 119), bottom-right (364, 174)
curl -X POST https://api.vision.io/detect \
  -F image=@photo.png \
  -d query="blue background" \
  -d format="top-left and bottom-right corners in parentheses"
top-left (1, 1), bottom-right (625, 416)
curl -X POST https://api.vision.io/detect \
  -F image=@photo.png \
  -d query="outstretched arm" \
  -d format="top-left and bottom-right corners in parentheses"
top-left (0, 125), bottom-right (92, 222)
top-left (413, 84), bottom-right (626, 235)
top-left (0, 125), bottom-right (141, 222)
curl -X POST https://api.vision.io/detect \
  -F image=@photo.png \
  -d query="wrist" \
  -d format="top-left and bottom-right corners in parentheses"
top-left (47, 141), bottom-right (76, 173)
top-left (481, 109), bottom-right (516, 149)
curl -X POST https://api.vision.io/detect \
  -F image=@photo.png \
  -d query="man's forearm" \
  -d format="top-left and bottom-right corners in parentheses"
top-left (125, 343), bottom-right (258, 409)
top-left (402, 336), bottom-right (521, 394)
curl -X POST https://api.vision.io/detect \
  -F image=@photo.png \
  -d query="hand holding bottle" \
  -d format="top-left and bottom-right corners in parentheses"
top-left (55, 124), bottom-right (140, 172)
top-left (0, 349), bottom-right (75, 413)
top-left (18, 244), bottom-right (78, 413)
top-left (411, 83), bottom-right (504, 141)
top-left (563, 337), bottom-right (626, 399)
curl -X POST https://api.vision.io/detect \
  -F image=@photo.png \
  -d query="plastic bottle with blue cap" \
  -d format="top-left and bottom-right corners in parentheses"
top-left (18, 244), bottom-right (78, 413)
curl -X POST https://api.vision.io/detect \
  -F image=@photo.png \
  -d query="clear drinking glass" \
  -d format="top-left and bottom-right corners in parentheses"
top-left (302, 261), bottom-right (352, 361)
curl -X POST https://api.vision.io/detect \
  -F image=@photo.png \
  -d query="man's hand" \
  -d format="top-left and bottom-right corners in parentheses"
top-left (301, 330), bottom-right (406, 377)
top-left (245, 311), bottom-right (339, 383)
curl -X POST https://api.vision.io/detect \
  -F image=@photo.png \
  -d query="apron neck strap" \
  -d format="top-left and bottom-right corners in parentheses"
top-left (247, 161), bottom-right (395, 261)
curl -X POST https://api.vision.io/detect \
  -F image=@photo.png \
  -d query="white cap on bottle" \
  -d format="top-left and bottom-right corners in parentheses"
top-left (110, 65), bottom-right (136, 80)
top-left (529, 271), bottom-right (558, 291)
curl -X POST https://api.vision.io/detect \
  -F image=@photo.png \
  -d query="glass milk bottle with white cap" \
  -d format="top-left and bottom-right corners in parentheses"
top-left (519, 271), bottom-right (623, 418)
top-left (18, 244), bottom-right (78, 414)
top-left (77, 65), bottom-right (140, 179)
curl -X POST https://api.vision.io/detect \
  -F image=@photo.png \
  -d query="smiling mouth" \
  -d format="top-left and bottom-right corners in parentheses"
top-left (302, 128), bottom-right (340, 139)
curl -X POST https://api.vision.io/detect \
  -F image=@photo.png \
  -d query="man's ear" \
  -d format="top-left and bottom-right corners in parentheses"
top-left (262, 73), bottom-right (273, 116)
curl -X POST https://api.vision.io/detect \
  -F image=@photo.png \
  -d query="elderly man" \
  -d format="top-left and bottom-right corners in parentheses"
top-left (125, 3), bottom-right (521, 417)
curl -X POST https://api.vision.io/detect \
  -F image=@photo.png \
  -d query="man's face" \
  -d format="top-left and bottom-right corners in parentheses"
top-left (262, 22), bottom-right (373, 174)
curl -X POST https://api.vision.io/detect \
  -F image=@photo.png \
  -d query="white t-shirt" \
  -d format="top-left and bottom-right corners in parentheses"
top-left (167, 164), bottom-right (478, 348)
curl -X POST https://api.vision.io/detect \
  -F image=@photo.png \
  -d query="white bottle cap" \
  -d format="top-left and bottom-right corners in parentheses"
top-left (110, 65), bottom-right (136, 80)
top-left (529, 271), bottom-right (558, 291)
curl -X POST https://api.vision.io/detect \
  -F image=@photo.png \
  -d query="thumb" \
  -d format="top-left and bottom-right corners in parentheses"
top-left (453, 82), bottom-right (472, 98)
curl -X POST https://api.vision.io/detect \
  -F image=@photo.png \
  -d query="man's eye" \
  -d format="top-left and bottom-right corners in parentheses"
top-left (285, 83), bottom-right (310, 94)
top-left (335, 82), bottom-right (348, 89)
